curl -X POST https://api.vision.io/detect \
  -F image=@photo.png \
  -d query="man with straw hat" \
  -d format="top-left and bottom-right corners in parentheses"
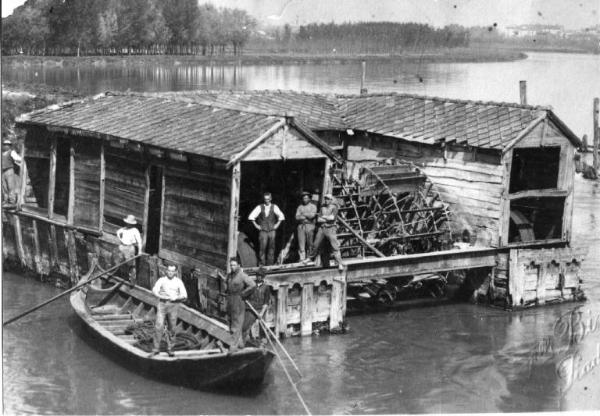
top-left (2, 138), bottom-right (21, 205)
top-left (242, 266), bottom-right (271, 345)
top-left (116, 214), bottom-right (143, 283)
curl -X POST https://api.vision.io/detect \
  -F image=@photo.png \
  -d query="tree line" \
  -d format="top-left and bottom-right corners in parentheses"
top-left (257, 22), bottom-right (470, 54)
top-left (2, 0), bottom-right (256, 56)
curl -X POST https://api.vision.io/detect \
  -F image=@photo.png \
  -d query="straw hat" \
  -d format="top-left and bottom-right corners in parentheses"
top-left (2, 139), bottom-right (12, 145)
top-left (324, 193), bottom-right (334, 200)
top-left (123, 215), bottom-right (137, 225)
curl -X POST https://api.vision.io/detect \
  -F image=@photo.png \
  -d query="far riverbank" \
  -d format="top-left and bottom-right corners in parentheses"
top-left (2, 48), bottom-right (527, 68)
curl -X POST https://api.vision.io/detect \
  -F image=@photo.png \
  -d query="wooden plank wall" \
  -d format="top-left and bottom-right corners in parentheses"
top-left (103, 147), bottom-right (146, 235)
top-left (160, 163), bottom-right (230, 270)
top-left (245, 127), bottom-right (327, 161)
top-left (72, 139), bottom-right (102, 229)
top-left (346, 134), bottom-right (504, 246)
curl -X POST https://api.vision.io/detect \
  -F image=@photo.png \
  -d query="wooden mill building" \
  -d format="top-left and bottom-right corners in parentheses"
top-left (3, 90), bottom-right (587, 337)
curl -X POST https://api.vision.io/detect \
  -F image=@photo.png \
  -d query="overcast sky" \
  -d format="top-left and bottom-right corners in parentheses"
top-left (2, 0), bottom-right (598, 29)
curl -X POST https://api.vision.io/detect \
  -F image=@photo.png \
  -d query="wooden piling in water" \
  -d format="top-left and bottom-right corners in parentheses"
top-left (593, 97), bottom-right (599, 172)
top-left (519, 80), bottom-right (527, 105)
top-left (360, 61), bottom-right (367, 95)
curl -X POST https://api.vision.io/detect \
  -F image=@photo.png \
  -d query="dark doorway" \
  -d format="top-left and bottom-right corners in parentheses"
top-left (53, 138), bottom-right (71, 217)
top-left (145, 165), bottom-right (163, 255)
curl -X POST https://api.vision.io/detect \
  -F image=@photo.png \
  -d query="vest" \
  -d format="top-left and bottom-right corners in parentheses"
top-left (2, 151), bottom-right (14, 172)
top-left (256, 204), bottom-right (278, 231)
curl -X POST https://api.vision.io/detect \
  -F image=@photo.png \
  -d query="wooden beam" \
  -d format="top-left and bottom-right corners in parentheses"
top-left (16, 209), bottom-right (102, 236)
top-left (337, 216), bottom-right (385, 257)
top-left (499, 149), bottom-right (512, 246)
top-left (158, 166), bottom-right (165, 254)
top-left (12, 215), bottom-right (26, 266)
top-left (49, 224), bottom-right (59, 270)
top-left (66, 229), bottom-right (79, 284)
top-left (503, 115), bottom-right (546, 153)
top-left (99, 142), bottom-right (105, 232)
top-left (519, 80), bottom-right (527, 105)
top-left (32, 219), bottom-right (42, 274)
top-left (226, 163), bottom-right (241, 272)
top-left (329, 272), bottom-right (345, 331)
top-left (594, 97), bottom-right (599, 172)
top-left (67, 141), bottom-right (75, 224)
top-left (321, 157), bottom-right (332, 198)
top-left (508, 189), bottom-right (568, 200)
top-left (48, 137), bottom-right (57, 219)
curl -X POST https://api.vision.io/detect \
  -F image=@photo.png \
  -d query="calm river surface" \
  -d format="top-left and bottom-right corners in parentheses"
top-left (2, 52), bottom-right (600, 414)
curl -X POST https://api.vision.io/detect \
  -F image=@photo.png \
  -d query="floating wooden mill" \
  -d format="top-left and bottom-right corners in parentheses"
top-left (331, 162), bottom-right (453, 259)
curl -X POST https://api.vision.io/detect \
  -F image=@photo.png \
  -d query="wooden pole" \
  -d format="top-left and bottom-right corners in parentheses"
top-left (3, 254), bottom-right (144, 326)
top-left (360, 61), bottom-right (367, 95)
top-left (519, 80), bottom-right (527, 105)
top-left (594, 98), bottom-right (599, 172)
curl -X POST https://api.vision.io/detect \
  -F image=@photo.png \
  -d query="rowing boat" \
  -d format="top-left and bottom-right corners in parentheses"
top-left (69, 260), bottom-right (274, 390)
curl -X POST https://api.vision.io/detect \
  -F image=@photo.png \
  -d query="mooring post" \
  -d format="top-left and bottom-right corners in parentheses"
top-left (360, 61), bottom-right (367, 95)
top-left (519, 80), bottom-right (527, 105)
top-left (593, 97), bottom-right (599, 172)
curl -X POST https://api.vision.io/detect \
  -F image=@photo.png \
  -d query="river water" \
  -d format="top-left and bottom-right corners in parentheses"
top-left (2, 52), bottom-right (600, 414)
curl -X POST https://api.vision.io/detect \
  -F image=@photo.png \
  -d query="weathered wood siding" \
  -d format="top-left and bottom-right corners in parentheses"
top-left (245, 126), bottom-right (327, 161)
top-left (160, 163), bottom-right (230, 270)
top-left (22, 127), bottom-right (51, 209)
top-left (346, 134), bottom-right (504, 246)
top-left (103, 147), bottom-right (146, 235)
top-left (72, 138), bottom-right (101, 229)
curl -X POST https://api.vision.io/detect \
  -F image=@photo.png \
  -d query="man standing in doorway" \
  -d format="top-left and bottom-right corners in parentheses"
top-left (223, 258), bottom-right (256, 350)
top-left (303, 194), bottom-right (345, 271)
top-left (248, 192), bottom-right (285, 266)
top-left (150, 263), bottom-right (187, 357)
top-left (2, 139), bottom-right (21, 206)
top-left (295, 191), bottom-right (317, 261)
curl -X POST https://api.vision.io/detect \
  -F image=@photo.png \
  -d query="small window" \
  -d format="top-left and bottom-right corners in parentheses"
top-left (509, 147), bottom-right (560, 193)
top-left (508, 197), bottom-right (564, 243)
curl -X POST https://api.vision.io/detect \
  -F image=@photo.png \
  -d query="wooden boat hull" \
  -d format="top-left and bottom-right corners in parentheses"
top-left (69, 267), bottom-right (274, 390)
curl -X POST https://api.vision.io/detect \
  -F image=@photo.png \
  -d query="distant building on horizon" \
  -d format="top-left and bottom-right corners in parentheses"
top-left (500, 24), bottom-right (564, 38)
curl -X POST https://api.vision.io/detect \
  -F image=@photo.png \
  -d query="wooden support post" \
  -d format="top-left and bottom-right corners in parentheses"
top-left (276, 284), bottom-right (288, 338)
top-left (66, 230), bottom-right (79, 283)
top-left (300, 282), bottom-right (314, 336)
top-left (519, 80), bottom-right (527, 105)
top-left (99, 143), bottom-right (105, 232)
top-left (67, 141), bottom-right (75, 224)
top-left (594, 97), bottom-right (599, 172)
top-left (49, 224), bottom-right (59, 270)
top-left (329, 273), bottom-right (345, 331)
top-left (508, 249), bottom-right (522, 307)
top-left (13, 215), bottom-right (26, 266)
top-left (17, 142), bottom-right (27, 210)
top-left (322, 158), bottom-right (332, 198)
top-left (537, 261), bottom-right (547, 305)
top-left (499, 149), bottom-right (513, 246)
top-left (48, 137), bottom-right (57, 219)
top-left (32, 219), bottom-right (42, 274)
top-left (360, 61), bottom-right (367, 95)
top-left (227, 163), bottom-right (241, 272)
top-left (142, 165), bottom-right (150, 249)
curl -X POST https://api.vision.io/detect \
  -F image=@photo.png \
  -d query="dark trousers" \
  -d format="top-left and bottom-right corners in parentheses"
top-left (309, 226), bottom-right (343, 266)
top-left (228, 294), bottom-right (245, 348)
top-left (297, 223), bottom-right (315, 260)
top-left (2, 168), bottom-right (16, 204)
top-left (258, 230), bottom-right (276, 266)
top-left (153, 301), bottom-right (178, 352)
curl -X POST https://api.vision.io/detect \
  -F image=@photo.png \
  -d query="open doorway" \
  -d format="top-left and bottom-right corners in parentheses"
top-left (238, 159), bottom-right (327, 266)
top-left (145, 165), bottom-right (163, 255)
top-left (53, 137), bottom-right (71, 217)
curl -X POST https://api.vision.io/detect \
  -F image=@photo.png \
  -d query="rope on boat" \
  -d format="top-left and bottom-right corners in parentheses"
top-left (125, 321), bottom-right (204, 352)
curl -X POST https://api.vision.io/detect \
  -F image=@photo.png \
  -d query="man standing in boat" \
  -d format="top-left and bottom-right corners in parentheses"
top-left (223, 258), bottom-right (256, 350)
top-left (242, 266), bottom-right (271, 344)
top-left (116, 214), bottom-right (143, 284)
top-left (248, 192), bottom-right (285, 266)
top-left (2, 138), bottom-right (22, 206)
top-left (150, 263), bottom-right (187, 357)
top-left (303, 194), bottom-right (346, 271)
top-left (295, 191), bottom-right (317, 261)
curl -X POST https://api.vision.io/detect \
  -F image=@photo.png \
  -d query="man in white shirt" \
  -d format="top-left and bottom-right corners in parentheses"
top-left (248, 192), bottom-right (285, 266)
top-left (150, 264), bottom-right (187, 357)
top-left (116, 214), bottom-right (143, 283)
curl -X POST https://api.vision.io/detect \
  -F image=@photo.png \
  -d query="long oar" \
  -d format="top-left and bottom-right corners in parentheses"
top-left (3, 254), bottom-right (144, 326)
top-left (261, 321), bottom-right (312, 415)
top-left (245, 300), bottom-right (303, 378)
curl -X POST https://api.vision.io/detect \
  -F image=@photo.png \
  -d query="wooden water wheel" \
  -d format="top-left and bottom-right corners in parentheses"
top-left (331, 161), bottom-right (452, 258)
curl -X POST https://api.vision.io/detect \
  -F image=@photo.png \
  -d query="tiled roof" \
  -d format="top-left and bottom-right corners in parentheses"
top-left (152, 90), bottom-right (346, 131)
top-left (154, 90), bottom-right (579, 151)
top-left (18, 90), bottom-right (580, 157)
top-left (337, 93), bottom-right (556, 150)
top-left (17, 93), bottom-right (287, 161)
